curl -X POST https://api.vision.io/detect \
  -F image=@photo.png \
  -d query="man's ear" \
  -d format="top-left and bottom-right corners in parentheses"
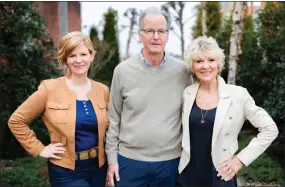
top-left (139, 32), bottom-right (142, 42)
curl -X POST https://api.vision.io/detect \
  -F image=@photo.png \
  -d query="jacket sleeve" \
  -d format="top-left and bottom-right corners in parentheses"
top-left (104, 85), bottom-right (110, 130)
top-left (104, 85), bottom-right (110, 108)
top-left (236, 88), bottom-right (279, 166)
top-left (8, 80), bottom-right (49, 157)
top-left (105, 66), bottom-right (123, 164)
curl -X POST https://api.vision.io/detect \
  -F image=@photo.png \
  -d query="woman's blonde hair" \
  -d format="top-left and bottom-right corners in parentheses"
top-left (57, 31), bottom-right (95, 75)
top-left (184, 36), bottom-right (225, 81)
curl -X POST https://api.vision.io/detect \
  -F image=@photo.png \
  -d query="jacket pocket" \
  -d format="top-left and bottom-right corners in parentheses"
top-left (50, 133), bottom-right (67, 146)
top-left (97, 103), bottom-right (109, 129)
top-left (46, 102), bottom-right (69, 124)
top-left (50, 133), bottom-right (68, 158)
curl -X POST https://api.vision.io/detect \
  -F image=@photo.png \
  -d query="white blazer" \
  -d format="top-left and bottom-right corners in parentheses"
top-left (178, 76), bottom-right (279, 174)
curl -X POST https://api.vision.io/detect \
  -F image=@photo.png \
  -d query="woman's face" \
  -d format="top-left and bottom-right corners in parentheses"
top-left (66, 42), bottom-right (94, 76)
top-left (192, 54), bottom-right (219, 83)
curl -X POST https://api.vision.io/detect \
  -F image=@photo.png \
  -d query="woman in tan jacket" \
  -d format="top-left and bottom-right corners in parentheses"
top-left (8, 31), bottom-right (109, 187)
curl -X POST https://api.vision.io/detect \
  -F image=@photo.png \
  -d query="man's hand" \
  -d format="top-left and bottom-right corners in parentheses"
top-left (106, 163), bottom-right (120, 186)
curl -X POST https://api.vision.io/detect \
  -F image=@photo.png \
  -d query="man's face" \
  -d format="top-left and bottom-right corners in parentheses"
top-left (139, 14), bottom-right (169, 55)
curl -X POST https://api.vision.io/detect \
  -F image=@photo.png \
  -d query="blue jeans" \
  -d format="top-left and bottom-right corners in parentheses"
top-left (115, 154), bottom-right (180, 187)
top-left (48, 158), bottom-right (106, 187)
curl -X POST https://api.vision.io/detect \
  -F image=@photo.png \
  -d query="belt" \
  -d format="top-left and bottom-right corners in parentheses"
top-left (75, 146), bottom-right (98, 160)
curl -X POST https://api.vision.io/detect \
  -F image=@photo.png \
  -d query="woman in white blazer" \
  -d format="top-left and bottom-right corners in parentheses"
top-left (177, 36), bottom-right (279, 187)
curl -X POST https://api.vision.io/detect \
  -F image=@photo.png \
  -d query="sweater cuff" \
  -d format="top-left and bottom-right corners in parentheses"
top-left (107, 152), bottom-right (118, 165)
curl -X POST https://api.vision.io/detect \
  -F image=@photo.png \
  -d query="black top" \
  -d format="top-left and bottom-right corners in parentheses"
top-left (178, 100), bottom-right (217, 187)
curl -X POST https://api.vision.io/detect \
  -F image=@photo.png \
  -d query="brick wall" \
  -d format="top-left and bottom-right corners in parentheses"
top-left (36, 2), bottom-right (81, 47)
top-left (68, 2), bottom-right (81, 33)
top-left (36, 2), bottom-right (60, 46)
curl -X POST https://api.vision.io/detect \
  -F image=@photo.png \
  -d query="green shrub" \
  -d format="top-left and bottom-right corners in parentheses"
top-left (0, 2), bottom-right (60, 158)
top-left (237, 134), bottom-right (284, 184)
top-left (2, 157), bottom-right (49, 187)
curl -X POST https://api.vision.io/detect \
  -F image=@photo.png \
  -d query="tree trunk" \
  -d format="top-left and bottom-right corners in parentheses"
top-left (178, 2), bottom-right (185, 58)
top-left (161, 2), bottom-right (185, 59)
top-left (227, 2), bottom-right (247, 85)
top-left (202, 2), bottom-right (207, 35)
top-left (124, 8), bottom-right (137, 59)
top-left (125, 20), bottom-right (134, 59)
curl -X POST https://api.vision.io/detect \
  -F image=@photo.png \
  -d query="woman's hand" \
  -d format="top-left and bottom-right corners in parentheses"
top-left (217, 156), bottom-right (244, 181)
top-left (39, 143), bottom-right (66, 159)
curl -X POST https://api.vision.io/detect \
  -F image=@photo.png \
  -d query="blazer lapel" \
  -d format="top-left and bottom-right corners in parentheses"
top-left (182, 83), bottom-right (199, 153)
top-left (211, 77), bottom-right (231, 148)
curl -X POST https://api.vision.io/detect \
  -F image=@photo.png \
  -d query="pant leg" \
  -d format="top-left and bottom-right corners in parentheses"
top-left (48, 161), bottom-right (90, 187)
top-left (89, 162), bottom-right (107, 187)
top-left (115, 154), bottom-right (148, 187)
top-left (148, 157), bottom-right (180, 187)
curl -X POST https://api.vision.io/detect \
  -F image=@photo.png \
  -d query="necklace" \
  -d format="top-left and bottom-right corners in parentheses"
top-left (200, 109), bottom-right (208, 123)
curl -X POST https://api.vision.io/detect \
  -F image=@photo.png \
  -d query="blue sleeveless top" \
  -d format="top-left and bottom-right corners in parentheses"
top-left (75, 100), bottom-right (98, 152)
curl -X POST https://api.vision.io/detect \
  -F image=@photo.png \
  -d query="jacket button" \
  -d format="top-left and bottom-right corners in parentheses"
top-left (223, 148), bottom-right (227, 151)
top-left (57, 104), bottom-right (61, 108)
top-left (225, 133), bottom-right (229, 136)
top-left (229, 117), bottom-right (232, 120)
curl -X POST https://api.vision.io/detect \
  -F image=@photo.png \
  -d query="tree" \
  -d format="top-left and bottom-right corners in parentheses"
top-left (89, 26), bottom-right (115, 79)
top-left (216, 15), bottom-right (232, 81)
top-left (93, 8), bottom-right (120, 86)
top-left (201, 2), bottom-right (207, 35)
top-left (123, 8), bottom-right (138, 59)
top-left (227, 2), bottom-right (247, 85)
top-left (0, 2), bottom-right (60, 158)
top-left (162, 2), bottom-right (186, 58)
top-left (235, 2), bottom-right (284, 166)
top-left (192, 2), bottom-right (221, 38)
top-left (258, 2), bottom-right (285, 128)
top-left (236, 14), bottom-right (263, 105)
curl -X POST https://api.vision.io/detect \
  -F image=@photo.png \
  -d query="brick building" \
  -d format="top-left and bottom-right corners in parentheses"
top-left (36, 2), bottom-right (81, 46)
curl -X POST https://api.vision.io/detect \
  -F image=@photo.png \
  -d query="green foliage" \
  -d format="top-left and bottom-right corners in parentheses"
top-left (216, 15), bottom-right (232, 81)
top-left (0, 2), bottom-right (60, 158)
top-left (192, 4), bottom-right (202, 38)
top-left (236, 14), bottom-right (264, 105)
top-left (236, 2), bottom-right (285, 133)
top-left (192, 2), bottom-right (221, 38)
top-left (257, 2), bottom-right (285, 124)
top-left (2, 157), bottom-right (49, 187)
top-left (237, 135), bottom-right (284, 184)
top-left (93, 8), bottom-right (120, 86)
top-left (89, 26), bottom-right (115, 82)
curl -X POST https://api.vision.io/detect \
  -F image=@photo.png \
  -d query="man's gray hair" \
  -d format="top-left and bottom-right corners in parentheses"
top-left (138, 7), bottom-right (171, 31)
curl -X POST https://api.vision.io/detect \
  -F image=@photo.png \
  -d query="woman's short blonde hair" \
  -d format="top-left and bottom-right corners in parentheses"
top-left (184, 36), bottom-right (225, 77)
top-left (57, 31), bottom-right (95, 66)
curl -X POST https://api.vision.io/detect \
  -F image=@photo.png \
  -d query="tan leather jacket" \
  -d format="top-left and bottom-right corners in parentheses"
top-left (8, 76), bottom-right (109, 170)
